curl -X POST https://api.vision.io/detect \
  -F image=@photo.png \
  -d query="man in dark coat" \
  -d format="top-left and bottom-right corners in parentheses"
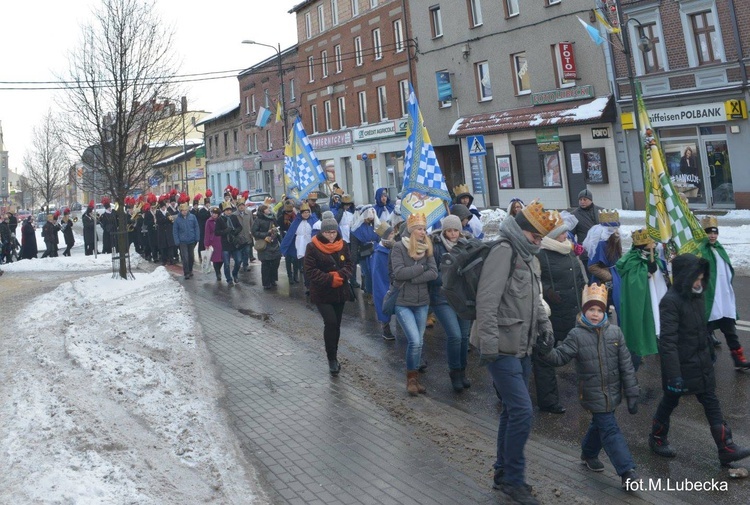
top-left (82, 201), bottom-right (97, 255)
top-left (195, 195), bottom-right (211, 262)
top-left (571, 189), bottom-right (602, 270)
top-left (99, 199), bottom-right (116, 254)
top-left (648, 253), bottom-right (750, 466)
top-left (214, 201), bottom-right (243, 284)
top-left (7, 209), bottom-right (18, 236)
top-left (143, 204), bottom-right (158, 262)
top-left (0, 214), bottom-right (12, 263)
top-left (20, 216), bottom-right (38, 259)
top-left (60, 208), bottom-right (75, 256)
top-left (41, 213), bottom-right (61, 258)
top-left (156, 201), bottom-right (176, 265)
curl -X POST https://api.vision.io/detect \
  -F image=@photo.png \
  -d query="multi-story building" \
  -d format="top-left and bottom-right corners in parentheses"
top-left (289, 0), bottom-right (415, 204)
top-left (410, 0), bottom-right (621, 210)
top-left (199, 103), bottom-right (242, 201)
top-left (612, 0), bottom-right (749, 210)
top-left (237, 45), bottom-right (299, 200)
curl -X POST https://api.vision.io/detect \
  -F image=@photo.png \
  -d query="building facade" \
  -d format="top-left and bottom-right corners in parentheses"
top-left (613, 0), bottom-right (749, 209)
top-left (199, 104), bottom-right (244, 201)
top-left (409, 0), bottom-right (621, 211)
top-left (290, 0), bottom-right (415, 205)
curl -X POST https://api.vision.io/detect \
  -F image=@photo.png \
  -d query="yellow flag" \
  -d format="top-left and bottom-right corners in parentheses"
top-left (275, 101), bottom-right (282, 123)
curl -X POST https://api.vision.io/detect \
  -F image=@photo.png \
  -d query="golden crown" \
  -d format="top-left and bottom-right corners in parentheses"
top-left (598, 209), bottom-right (620, 225)
top-left (342, 193), bottom-right (353, 203)
top-left (631, 228), bottom-right (653, 247)
top-left (521, 201), bottom-right (563, 236)
top-left (375, 221), bottom-right (392, 238)
top-left (701, 215), bottom-right (718, 229)
top-left (263, 197), bottom-right (274, 206)
top-left (406, 212), bottom-right (427, 230)
top-left (582, 283), bottom-right (608, 309)
top-left (333, 187), bottom-right (345, 196)
top-left (307, 192), bottom-right (318, 200)
top-left (453, 184), bottom-right (470, 196)
top-left (299, 202), bottom-right (311, 212)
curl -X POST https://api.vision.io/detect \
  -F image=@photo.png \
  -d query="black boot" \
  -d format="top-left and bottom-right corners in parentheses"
top-left (328, 359), bottom-right (341, 376)
top-left (711, 423), bottom-right (750, 466)
top-left (449, 370), bottom-right (464, 392)
top-left (709, 330), bottom-right (722, 347)
top-left (649, 419), bottom-right (677, 458)
top-left (460, 367), bottom-right (471, 389)
top-left (730, 347), bottom-right (750, 370)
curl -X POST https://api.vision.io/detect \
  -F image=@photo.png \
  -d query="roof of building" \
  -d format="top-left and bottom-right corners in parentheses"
top-left (289, 0), bottom-right (314, 13)
top-left (195, 102), bottom-right (240, 126)
top-left (153, 144), bottom-right (202, 167)
top-left (449, 96), bottom-right (615, 137)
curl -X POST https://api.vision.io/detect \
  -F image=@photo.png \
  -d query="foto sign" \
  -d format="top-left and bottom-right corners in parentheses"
top-left (558, 43), bottom-right (576, 80)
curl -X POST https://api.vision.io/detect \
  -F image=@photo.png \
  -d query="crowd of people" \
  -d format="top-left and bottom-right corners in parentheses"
top-left (3, 183), bottom-right (749, 504)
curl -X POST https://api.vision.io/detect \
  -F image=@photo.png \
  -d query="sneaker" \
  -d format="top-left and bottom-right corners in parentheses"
top-left (580, 454), bottom-right (604, 472)
top-left (499, 482), bottom-right (538, 505)
top-left (382, 323), bottom-right (395, 341)
top-left (621, 469), bottom-right (639, 491)
top-left (539, 404), bottom-right (566, 414)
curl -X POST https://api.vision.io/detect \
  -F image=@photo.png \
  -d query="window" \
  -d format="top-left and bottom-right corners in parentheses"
top-left (377, 86), bottom-right (388, 121)
top-left (208, 137), bottom-right (213, 158)
top-left (246, 134), bottom-right (251, 154)
top-left (436, 70), bottom-right (452, 108)
top-left (289, 78), bottom-right (296, 101)
top-left (370, 0), bottom-right (378, 7)
top-left (641, 22), bottom-right (664, 74)
top-left (354, 36), bottom-right (363, 66)
top-left (393, 20), bottom-right (404, 52)
top-left (504, 0), bottom-right (519, 17)
top-left (305, 12), bottom-right (312, 39)
top-left (690, 10), bottom-right (721, 65)
top-left (476, 61), bottom-right (492, 101)
top-left (331, 0), bottom-right (339, 25)
top-left (251, 94), bottom-right (256, 113)
top-left (358, 91), bottom-right (368, 124)
top-left (512, 52), bottom-right (530, 95)
top-left (324, 100), bottom-right (332, 131)
top-left (318, 5), bottom-right (326, 32)
top-left (337, 97), bottom-right (347, 128)
top-left (214, 135), bottom-right (219, 157)
top-left (430, 6), bottom-right (443, 38)
top-left (266, 130), bottom-right (272, 150)
top-left (351, 0), bottom-right (359, 17)
top-left (233, 129), bottom-right (239, 153)
top-left (245, 95), bottom-right (251, 115)
top-left (468, 0), bottom-right (482, 27)
top-left (398, 79), bottom-right (409, 117)
top-left (253, 133), bottom-right (258, 153)
top-left (311, 104), bottom-right (319, 133)
top-left (223, 132), bottom-right (229, 155)
top-left (546, 0), bottom-right (561, 5)
top-left (308, 56), bottom-right (315, 82)
top-left (321, 50), bottom-right (329, 78)
top-left (372, 28), bottom-right (382, 60)
top-left (264, 89), bottom-right (270, 108)
top-left (334, 45), bottom-right (343, 73)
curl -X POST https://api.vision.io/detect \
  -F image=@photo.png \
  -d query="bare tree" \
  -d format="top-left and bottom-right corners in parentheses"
top-left (58, 0), bottom-right (183, 278)
top-left (23, 111), bottom-right (69, 214)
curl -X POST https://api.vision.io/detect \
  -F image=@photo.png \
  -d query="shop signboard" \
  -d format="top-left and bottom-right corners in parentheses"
top-left (535, 127), bottom-right (560, 152)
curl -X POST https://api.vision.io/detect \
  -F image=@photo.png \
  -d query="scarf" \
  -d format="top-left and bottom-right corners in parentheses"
top-left (312, 235), bottom-right (343, 254)
top-left (541, 236), bottom-right (573, 255)
top-left (401, 236), bottom-right (429, 260)
top-left (439, 233), bottom-right (458, 252)
top-left (380, 238), bottom-right (396, 249)
top-left (499, 214), bottom-right (539, 263)
top-left (579, 312), bottom-right (609, 328)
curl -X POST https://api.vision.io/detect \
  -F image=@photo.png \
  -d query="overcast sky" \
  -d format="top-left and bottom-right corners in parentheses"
top-left (0, 0), bottom-right (299, 172)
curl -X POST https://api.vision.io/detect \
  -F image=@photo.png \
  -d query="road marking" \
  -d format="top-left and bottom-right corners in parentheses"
top-left (737, 320), bottom-right (750, 333)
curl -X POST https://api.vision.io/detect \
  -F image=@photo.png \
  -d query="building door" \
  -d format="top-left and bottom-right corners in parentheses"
top-left (701, 137), bottom-right (734, 207)
top-left (563, 139), bottom-right (586, 208)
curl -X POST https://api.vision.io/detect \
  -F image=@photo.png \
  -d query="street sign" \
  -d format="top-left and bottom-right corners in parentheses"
top-left (361, 152), bottom-right (369, 161)
top-left (467, 135), bottom-right (486, 157)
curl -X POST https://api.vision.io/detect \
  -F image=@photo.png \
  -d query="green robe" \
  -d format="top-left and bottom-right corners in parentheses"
top-left (697, 238), bottom-right (737, 320)
top-left (615, 248), bottom-right (661, 356)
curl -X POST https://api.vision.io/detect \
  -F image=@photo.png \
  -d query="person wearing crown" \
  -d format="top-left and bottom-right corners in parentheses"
top-left (697, 216), bottom-right (749, 370)
top-left (582, 209), bottom-right (623, 322)
top-left (306, 192), bottom-right (323, 220)
top-left (452, 184), bottom-right (483, 238)
top-left (277, 198), bottom-right (300, 285)
top-left (474, 200), bottom-right (557, 503)
top-left (616, 229), bottom-right (669, 371)
top-left (539, 283), bottom-right (640, 491)
top-left (281, 201), bottom-right (319, 291)
top-left (648, 253), bottom-right (750, 466)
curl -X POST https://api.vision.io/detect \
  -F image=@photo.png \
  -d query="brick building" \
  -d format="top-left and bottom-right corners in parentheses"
top-left (289, 0), bottom-right (415, 205)
top-left (612, 0), bottom-right (749, 209)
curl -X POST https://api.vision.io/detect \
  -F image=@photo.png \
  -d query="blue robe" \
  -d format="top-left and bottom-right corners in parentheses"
top-left (588, 241), bottom-right (622, 320)
top-left (280, 213), bottom-right (319, 257)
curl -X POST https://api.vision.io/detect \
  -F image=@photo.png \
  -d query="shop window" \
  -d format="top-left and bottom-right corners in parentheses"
top-left (515, 142), bottom-right (543, 188)
top-left (385, 152), bottom-right (405, 191)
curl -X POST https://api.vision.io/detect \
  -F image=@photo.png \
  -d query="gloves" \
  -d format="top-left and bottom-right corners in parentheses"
top-left (545, 288), bottom-right (562, 305)
top-left (666, 377), bottom-right (686, 394)
top-left (536, 330), bottom-right (554, 355)
top-left (331, 271), bottom-right (344, 288)
top-left (573, 243), bottom-right (584, 256)
top-left (423, 264), bottom-right (430, 272)
top-left (479, 353), bottom-right (499, 367)
top-left (627, 396), bottom-right (638, 415)
top-left (647, 261), bottom-right (658, 274)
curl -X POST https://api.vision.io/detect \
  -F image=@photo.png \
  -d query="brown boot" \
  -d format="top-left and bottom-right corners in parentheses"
top-left (407, 371), bottom-right (419, 396)
top-left (415, 376), bottom-right (427, 394)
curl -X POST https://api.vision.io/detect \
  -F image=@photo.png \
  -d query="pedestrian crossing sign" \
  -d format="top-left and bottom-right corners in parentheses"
top-left (467, 135), bottom-right (486, 156)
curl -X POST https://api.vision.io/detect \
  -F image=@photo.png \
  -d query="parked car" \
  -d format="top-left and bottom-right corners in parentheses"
top-left (16, 209), bottom-right (32, 221)
top-left (94, 203), bottom-right (106, 215)
top-left (36, 212), bottom-right (47, 226)
top-left (70, 202), bottom-right (82, 211)
top-left (245, 192), bottom-right (274, 214)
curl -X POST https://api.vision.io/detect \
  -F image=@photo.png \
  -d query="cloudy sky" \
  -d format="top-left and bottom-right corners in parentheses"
top-left (0, 0), bottom-right (299, 171)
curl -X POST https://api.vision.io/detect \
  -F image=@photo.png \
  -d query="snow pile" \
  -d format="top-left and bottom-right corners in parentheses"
top-left (480, 208), bottom-right (507, 241)
top-left (0, 268), bottom-right (263, 504)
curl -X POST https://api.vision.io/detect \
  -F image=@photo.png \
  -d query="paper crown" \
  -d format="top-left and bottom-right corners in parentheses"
top-left (342, 194), bottom-right (353, 203)
top-left (520, 201), bottom-right (563, 236)
top-left (307, 191), bottom-right (318, 200)
top-left (333, 187), bottom-right (345, 196)
top-left (582, 283), bottom-right (608, 312)
top-left (375, 221), bottom-right (392, 238)
top-left (299, 202), bottom-right (311, 212)
top-left (263, 197), bottom-right (274, 206)
top-left (701, 215), bottom-right (718, 230)
top-left (598, 209), bottom-right (620, 226)
top-left (631, 228), bottom-right (653, 247)
top-left (221, 201), bottom-right (235, 211)
top-left (406, 212), bottom-right (427, 230)
top-left (453, 184), bottom-right (471, 197)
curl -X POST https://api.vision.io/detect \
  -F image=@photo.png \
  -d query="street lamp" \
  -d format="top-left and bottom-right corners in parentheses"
top-left (242, 40), bottom-right (288, 196)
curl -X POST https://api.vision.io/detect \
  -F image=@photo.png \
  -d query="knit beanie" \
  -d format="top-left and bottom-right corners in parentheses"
top-left (578, 189), bottom-right (593, 201)
top-left (440, 214), bottom-right (462, 231)
top-left (322, 210), bottom-right (335, 220)
top-left (321, 218), bottom-right (338, 233)
top-left (514, 211), bottom-right (539, 234)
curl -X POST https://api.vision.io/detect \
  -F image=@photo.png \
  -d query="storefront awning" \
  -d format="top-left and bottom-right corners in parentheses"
top-left (449, 95), bottom-right (615, 137)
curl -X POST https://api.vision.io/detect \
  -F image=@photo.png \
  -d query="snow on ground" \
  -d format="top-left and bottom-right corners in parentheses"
top-left (0, 251), bottom-right (266, 503)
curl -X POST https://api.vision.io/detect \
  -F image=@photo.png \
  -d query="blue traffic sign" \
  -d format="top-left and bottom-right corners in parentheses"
top-left (467, 135), bottom-right (486, 156)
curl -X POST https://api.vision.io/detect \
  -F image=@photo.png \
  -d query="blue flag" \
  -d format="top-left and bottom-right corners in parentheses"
top-left (284, 117), bottom-right (326, 198)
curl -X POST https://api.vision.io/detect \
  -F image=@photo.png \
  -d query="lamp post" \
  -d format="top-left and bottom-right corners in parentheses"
top-left (242, 40), bottom-right (288, 197)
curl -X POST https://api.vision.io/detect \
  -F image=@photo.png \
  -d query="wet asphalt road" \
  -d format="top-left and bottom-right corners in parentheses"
top-left (197, 259), bottom-right (750, 504)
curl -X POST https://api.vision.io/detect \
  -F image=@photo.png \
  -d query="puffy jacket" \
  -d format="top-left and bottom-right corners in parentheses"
top-left (304, 234), bottom-right (354, 305)
top-left (658, 253), bottom-right (715, 395)
top-left (204, 217), bottom-right (223, 262)
top-left (388, 240), bottom-right (437, 307)
top-left (252, 212), bottom-right (281, 261)
top-left (172, 212), bottom-right (200, 245)
top-left (214, 213), bottom-right (242, 252)
top-left (473, 240), bottom-right (552, 358)
top-left (538, 247), bottom-right (586, 340)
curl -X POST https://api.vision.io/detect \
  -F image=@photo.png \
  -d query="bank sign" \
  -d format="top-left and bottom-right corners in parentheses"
top-left (353, 120), bottom-right (408, 142)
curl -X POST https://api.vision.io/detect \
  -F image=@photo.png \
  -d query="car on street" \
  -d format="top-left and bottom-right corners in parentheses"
top-left (16, 209), bottom-right (32, 221)
top-left (245, 192), bottom-right (274, 214)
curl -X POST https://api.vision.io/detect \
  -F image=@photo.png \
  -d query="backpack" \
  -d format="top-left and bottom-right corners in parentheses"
top-left (440, 237), bottom-right (516, 320)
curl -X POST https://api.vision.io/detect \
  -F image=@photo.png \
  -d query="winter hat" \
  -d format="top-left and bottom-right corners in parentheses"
top-left (578, 189), bottom-right (593, 201)
top-left (322, 210), bottom-right (335, 220)
top-left (440, 214), bottom-right (462, 232)
top-left (582, 283), bottom-right (608, 313)
top-left (320, 218), bottom-right (338, 233)
top-left (451, 204), bottom-right (472, 222)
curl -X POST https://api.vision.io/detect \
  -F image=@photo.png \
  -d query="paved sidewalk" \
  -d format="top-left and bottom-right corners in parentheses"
top-left (176, 264), bottom-right (692, 505)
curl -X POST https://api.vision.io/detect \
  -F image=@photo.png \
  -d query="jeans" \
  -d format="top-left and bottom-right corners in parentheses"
top-left (222, 249), bottom-right (242, 281)
top-left (487, 355), bottom-right (533, 487)
top-left (239, 243), bottom-right (255, 268)
top-left (433, 303), bottom-right (471, 370)
top-left (178, 242), bottom-right (196, 276)
top-left (394, 305), bottom-right (429, 370)
top-left (316, 303), bottom-right (345, 360)
top-left (581, 412), bottom-right (635, 476)
top-left (358, 259), bottom-right (373, 294)
top-left (654, 389), bottom-right (724, 428)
